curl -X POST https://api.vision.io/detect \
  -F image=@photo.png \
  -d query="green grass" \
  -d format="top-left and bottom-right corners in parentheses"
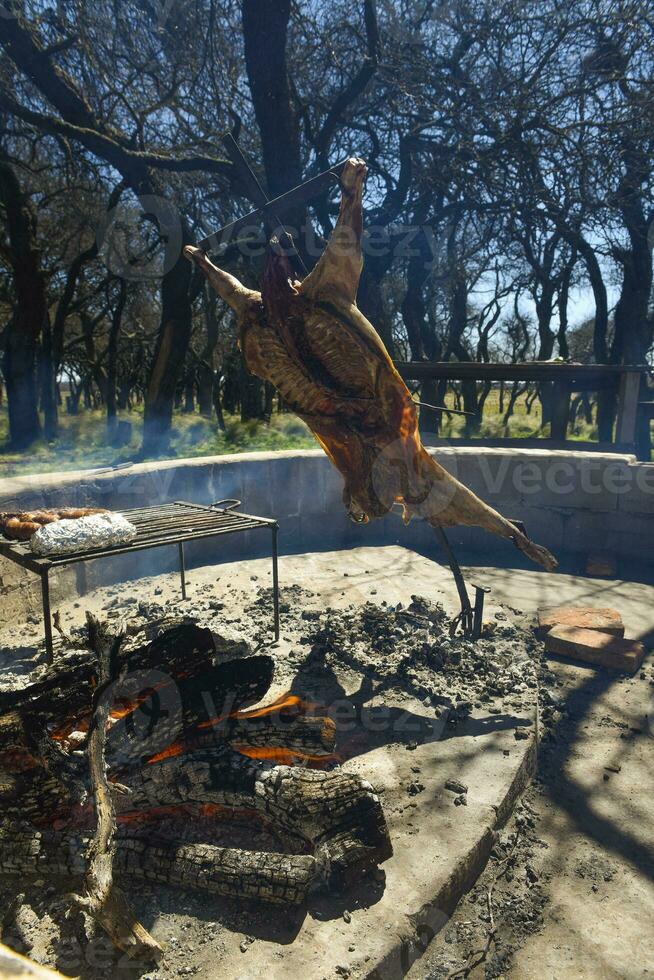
top-left (0, 408), bottom-right (317, 477)
top-left (432, 389), bottom-right (597, 442)
top-left (0, 389), bottom-right (599, 478)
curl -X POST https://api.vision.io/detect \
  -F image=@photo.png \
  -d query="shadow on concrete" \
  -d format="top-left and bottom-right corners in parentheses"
top-left (288, 656), bottom-right (530, 761)
top-left (540, 665), bottom-right (654, 884)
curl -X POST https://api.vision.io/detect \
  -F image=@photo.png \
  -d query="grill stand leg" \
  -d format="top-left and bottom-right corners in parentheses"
top-left (178, 542), bottom-right (187, 600)
top-left (271, 524), bottom-right (280, 642)
top-left (40, 569), bottom-right (54, 664)
top-left (472, 584), bottom-right (491, 640)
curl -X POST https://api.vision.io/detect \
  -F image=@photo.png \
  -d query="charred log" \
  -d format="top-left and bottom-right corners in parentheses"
top-left (0, 621), bottom-right (391, 905)
top-left (0, 822), bottom-right (318, 908)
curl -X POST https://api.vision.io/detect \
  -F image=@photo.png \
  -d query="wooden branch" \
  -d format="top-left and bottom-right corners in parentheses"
top-left (0, 18), bottom-right (231, 186)
top-left (0, 942), bottom-right (69, 978)
top-left (314, 0), bottom-right (379, 163)
top-left (70, 614), bottom-right (161, 963)
top-left (0, 92), bottom-right (232, 184)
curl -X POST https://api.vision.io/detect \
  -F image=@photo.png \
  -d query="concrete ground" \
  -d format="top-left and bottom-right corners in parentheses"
top-left (230, 548), bottom-right (654, 980)
top-left (1, 545), bottom-right (653, 979)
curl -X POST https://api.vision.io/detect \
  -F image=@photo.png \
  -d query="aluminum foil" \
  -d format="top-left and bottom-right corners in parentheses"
top-left (30, 512), bottom-right (138, 556)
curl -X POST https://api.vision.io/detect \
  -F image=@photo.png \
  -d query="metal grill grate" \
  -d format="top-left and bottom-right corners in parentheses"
top-left (0, 500), bottom-right (279, 662)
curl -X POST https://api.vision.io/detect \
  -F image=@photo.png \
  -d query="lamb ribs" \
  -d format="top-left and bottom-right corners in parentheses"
top-left (184, 158), bottom-right (557, 571)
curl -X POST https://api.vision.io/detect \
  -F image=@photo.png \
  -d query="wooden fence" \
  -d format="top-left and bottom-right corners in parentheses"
top-left (394, 361), bottom-right (650, 458)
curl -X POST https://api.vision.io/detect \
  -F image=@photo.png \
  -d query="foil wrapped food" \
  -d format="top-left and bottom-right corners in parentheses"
top-left (29, 512), bottom-right (138, 556)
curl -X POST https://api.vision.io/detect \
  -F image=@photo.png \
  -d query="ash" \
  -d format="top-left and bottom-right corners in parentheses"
top-left (286, 593), bottom-right (541, 717)
top-left (0, 577), bottom-right (542, 979)
top-left (0, 581), bottom-right (542, 725)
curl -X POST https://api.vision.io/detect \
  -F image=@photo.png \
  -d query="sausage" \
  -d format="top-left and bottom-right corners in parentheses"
top-left (0, 508), bottom-right (109, 541)
top-left (3, 517), bottom-right (42, 541)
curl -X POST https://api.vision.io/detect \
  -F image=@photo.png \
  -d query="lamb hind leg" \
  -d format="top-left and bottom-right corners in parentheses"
top-left (299, 157), bottom-right (367, 305)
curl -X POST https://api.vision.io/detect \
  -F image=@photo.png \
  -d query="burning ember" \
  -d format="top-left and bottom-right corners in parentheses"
top-left (55, 688), bottom-right (340, 769)
top-left (0, 617), bottom-right (392, 940)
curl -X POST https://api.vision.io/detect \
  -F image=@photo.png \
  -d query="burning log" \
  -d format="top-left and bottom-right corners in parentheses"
top-left (1, 821), bottom-right (319, 907)
top-left (0, 620), bottom-right (391, 914)
top-left (111, 746), bottom-right (391, 889)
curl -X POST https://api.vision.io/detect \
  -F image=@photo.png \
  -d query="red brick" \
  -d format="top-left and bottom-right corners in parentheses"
top-left (537, 606), bottom-right (624, 637)
top-left (544, 625), bottom-right (645, 674)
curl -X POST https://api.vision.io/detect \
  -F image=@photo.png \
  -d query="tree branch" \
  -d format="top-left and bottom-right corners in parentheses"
top-left (0, 17), bottom-right (231, 186)
top-left (313, 0), bottom-right (380, 163)
top-left (69, 614), bottom-right (162, 963)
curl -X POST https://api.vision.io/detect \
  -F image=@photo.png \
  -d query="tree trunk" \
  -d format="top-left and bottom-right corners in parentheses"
top-left (39, 314), bottom-right (58, 441)
top-left (535, 281), bottom-right (556, 361)
top-left (358, 265), bottom-right (394, 356)
top-left (241, 0), bottom-right (303, 217)
top-left (535, 282), bottom-right (556, 428)
top-left (213, 372), bottom-right (226, 431)
top-left (0, 155), bottom-right (44, 449)
top-left (447, 270), bottom-right (479, 435)
top-left (240, 369), bottom-right (265, 421)
top-left (197, 365), bottom-right (213, 418)
top-left (198, 286), bottom-right (220, 419)
top-left (603, 151), bottom-right (653, 454)
top-left (611, 246), bottom-right (653, 456)
top-left (557, 254), bottom-right (575, 361)
top-left (182, 364), bottom-right (196, 414)
top-left (116, 380), bottom-right (131, 412)
top-left (418, 379), bottom-right (442, 436)
top-left (503, 382), bottom-right (525, 428)
top-left (106, 280), bottom-right (126, 433)
top-left (2, 316), bottom-right (41, 449)
top-left (142, 247), bottom-right (194, 454)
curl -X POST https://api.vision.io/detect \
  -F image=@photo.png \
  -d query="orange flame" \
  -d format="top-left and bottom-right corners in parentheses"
top-left (53, 681), bottom-right (335, 774)
top-left (236, 692), bottom-right (306, 719)
top-left (146, 742), bottom-right (185, 764)
top-left (234, 745), bottom-right (340, 767)
top-left (196, 691), bottom-right (309, 731)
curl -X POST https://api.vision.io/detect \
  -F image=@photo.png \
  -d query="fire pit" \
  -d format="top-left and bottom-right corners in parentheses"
top-left (0, 547), bottom-right (542, 976)
top-left (0, 616), bottom-right (392, 918)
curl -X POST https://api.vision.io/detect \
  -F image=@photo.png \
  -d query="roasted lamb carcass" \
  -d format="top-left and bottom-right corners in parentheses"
top-left (185, 159), bottom-right (557, 571)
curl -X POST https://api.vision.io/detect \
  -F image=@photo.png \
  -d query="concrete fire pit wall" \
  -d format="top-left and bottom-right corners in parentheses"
top-left (0, 446), bottom-right (653, 619)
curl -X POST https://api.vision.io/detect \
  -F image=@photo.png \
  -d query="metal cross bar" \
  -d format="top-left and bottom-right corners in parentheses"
top-left (413, 398), bottom-right (477, 418)
top-left (196, 135), bottom-right (350, 256)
